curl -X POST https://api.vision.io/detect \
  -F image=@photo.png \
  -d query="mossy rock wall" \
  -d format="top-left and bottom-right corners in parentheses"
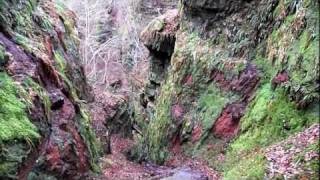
top-left (136, 0), bottom-right (319, 178)
top-left (0, 0), bottom-right (102, 179)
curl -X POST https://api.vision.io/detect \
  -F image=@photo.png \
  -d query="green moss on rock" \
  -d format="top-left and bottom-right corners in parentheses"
top-left (0, 72), bottom-right (40, 142)
top-left (231, 84), bottom-right (317, 153)
top-left (53, 50), bottom-right (67, 73)
top-left (223, 83), bottom-right (318, 178)
top-left (136, 1), bottom-right (319, 178)
top-left (76, 107), bottom-right (103, 172)
top-left (137, 24), bottom-right (247, 164)
top-left (0, 45), bottom-right (7, 68)
top-left (141, 81), bottom-right (173, 164)
top-left (0, 0), bottom-right (38, 35)
top-left (224, 153), bottom-right (266, 180)
top-left (23, 78), bottom-right (51, 121)
top-left (0, 0), bottom-right (102, 178)
top-left (0, 72), bottom-right (40, 179)
top-left (256, 1), bottom-right (319, 105)
top-left (198, 84), bottom-right (238, 131)
top-left (0, 143), bottom-right (32, 178)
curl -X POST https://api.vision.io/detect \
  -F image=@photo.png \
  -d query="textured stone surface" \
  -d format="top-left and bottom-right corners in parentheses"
top-left (0, 0), bottom-right (101, 179)
top-left (183, 0), bottom-right (243, 12)
top-left (135, 2), bottom-right (319, 179)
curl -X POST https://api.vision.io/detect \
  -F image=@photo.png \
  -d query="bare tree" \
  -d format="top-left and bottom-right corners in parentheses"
top-left (63, 0), bottom-right (148, 90)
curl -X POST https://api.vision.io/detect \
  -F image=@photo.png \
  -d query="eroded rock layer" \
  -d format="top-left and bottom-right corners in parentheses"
top-left (133, 0), bottom-right (319, 178)
top-left (0, 1), bottom-right (102, 179)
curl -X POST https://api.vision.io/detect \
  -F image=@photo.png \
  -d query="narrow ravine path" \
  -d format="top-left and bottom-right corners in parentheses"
top-left (1, 0), bottom-right (318, 179)
top-left (63, 0), bottom-right (222, 178)
top-left (62, 1), bottom-right (248, 180)
top-left (86, 86), bottom-right (220, 179)
top-left (86, 86), bottom-right (221, 179)
top-left (98, 134), bottom-right (220, 180)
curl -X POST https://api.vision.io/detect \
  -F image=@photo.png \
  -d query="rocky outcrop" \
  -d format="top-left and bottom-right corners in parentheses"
top-left (134, 0), bottom-right (319, 178)
top-left (89, 89), bottom-right (134, 155)
top-left (0, 1), bottom-right (102, 179)
top-left (138, 0), bottom-right (177, 23)
top-left (138, 9), bottom-right (180, 128)
top-left (183, 0), bottom-right (243, 13)
top-left (141, 9), bottom-right (179, 55)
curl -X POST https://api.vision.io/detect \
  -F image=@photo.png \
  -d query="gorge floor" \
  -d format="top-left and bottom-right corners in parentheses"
top-left (99, 134), bottom-right (220, 180)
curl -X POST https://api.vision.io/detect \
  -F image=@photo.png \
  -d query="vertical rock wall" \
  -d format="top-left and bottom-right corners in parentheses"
top-left (135, 0), bottom-right (319, 178)
top-left (0, 0), bottom-right (102, 179)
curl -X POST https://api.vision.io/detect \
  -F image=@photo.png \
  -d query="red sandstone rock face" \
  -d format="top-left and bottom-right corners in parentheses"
top-left (191, 123), bottom-right (203, 143)
top-left (211, 64), bottom-right (260, 139)
top-left (212, 103), bottom-right (245, 139)
top-left (182, 74), bottom-right (193, 86)
top-left (46, 144), bottom-right (62, 171)
top-left (0, 33), bottom-right (38, 80)
top-left (272, 71), bottom-right (289, 88)
top-left (211, 64), bottom-right (260, 101)
top-left (0, 1), bottom-right (96, 178)
top-left (1, 31), bottom-right (89, 177)
top-left (88, 88), bottom-right (131, 153)
top-left (171, 104), bottom-right (185, 121)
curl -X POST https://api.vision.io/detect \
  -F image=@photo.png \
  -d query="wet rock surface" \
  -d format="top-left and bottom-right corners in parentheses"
top-left (153, 167), bottom-right (208, 180)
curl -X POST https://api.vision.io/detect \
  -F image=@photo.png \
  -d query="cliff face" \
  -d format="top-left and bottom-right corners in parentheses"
top-left (0, 0), bottom-right (318, 179)
top-left (135, 0), bottom-right (319, 178)
top-left (0, 0), bottom-right (101, 179)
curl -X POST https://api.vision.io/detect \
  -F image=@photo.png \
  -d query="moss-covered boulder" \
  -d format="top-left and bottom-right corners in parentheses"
top-left (0, 0), bottom-right (102, 179)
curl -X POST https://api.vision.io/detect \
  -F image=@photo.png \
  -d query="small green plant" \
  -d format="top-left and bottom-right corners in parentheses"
top-left (54, 50), bottom-right (67, 73)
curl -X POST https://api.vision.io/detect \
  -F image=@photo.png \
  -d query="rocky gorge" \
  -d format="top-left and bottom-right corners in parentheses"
top-left (0, 0), bottom-right (319, 179)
